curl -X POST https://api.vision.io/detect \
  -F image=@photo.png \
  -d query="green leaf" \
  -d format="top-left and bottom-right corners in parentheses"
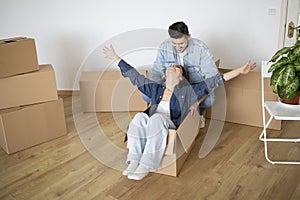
top-left (289, 45), bottom-right (300, 62)
top-left (291, 44), bottom-right (300, 55)
top-left (282, 65), bottom-right (295, 85)
top-left (285, 91), bottom-right (297, 101)
top-left (288, 52), bottom-right (298, 62)
top-left (270, 67), bottom-right (285, 93)
top-left (294, 56), bottom-right (300, 66)
top-left (268, 57), bottom-right (290, 73)
top-left (282, 77), bottom-right (299, 100)
top-left (269, 47), bottom-right (291, 63)
top-left (294, 64), bottom-right (300, 72)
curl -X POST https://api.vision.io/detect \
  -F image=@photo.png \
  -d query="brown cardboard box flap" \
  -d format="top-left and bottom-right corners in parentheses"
top-left (176, 112), bottom-right (200, 152)
top-left (0, 37), bottom-right (28, 44)
top-left (164, 129), bottom-right (176, 155)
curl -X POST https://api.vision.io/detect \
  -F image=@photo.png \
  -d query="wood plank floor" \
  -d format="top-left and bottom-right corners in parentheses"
top-left (0, 95), bottom-right (299, 200)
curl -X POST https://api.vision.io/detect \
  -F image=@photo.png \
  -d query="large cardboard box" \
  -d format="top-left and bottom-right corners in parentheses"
top-left (154, 112), bottom-right (200, 176)
top-left (80, 70), bottom-right (148, 112)
top-left (206, 70), bottom-right (281, 130)
top-left (0, 99), bottom-right (67, 154)
top-left (0, 64), bottom-right (58, 110)
top-left (0, 37), bottom-right (39, 78)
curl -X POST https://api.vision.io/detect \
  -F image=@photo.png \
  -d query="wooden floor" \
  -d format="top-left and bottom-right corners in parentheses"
top-left (0, 95), bottom-right (299, 200)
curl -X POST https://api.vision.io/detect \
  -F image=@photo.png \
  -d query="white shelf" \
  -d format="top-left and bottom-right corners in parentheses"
top-left (264, 101), bottom-right (300, 120)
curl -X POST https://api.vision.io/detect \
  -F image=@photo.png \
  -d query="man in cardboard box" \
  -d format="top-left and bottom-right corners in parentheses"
top-left (103, 45), bottom-right (256, 180)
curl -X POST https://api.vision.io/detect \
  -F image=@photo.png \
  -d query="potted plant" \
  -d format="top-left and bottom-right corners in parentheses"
top-left (268, 26), bottom-right (300, 105)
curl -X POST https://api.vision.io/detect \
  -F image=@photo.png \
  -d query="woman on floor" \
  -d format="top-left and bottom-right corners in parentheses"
top-left (103, 45), bottom-right (256, 180)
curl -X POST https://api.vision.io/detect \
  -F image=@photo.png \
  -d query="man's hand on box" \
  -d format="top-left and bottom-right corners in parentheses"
top-left (189, 101), bottom-right (198, 116)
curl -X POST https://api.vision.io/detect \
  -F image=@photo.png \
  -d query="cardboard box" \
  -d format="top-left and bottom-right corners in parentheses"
top-left (154, 112), bottom-right (200, 176)
top-left (0, 64), bottom-right (58, 110)
top-left (79, 70), bottom-right (148, 112)
top-left (0, 37), bottom-right (39, 78)
top-left (0, 99), bottom-right (67, 154)
top-left (206, 70), bottom-right (281, 130)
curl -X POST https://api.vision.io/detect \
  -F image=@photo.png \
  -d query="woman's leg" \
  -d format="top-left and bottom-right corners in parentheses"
top-left (139, 113), bottom-right (172, 170)
top-left (124, 113), bottom-right (149, 175)
top-left (128, 113), bottom-right (174, 180)
top-left (126, 112), bottom-right (149, 163)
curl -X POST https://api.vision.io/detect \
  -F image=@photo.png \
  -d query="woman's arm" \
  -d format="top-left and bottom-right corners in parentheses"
top-left (103, 44), bottom-right (122, 64)
top-left (188, 61), bottom-right (256, 115)
top-left (103, 45), bottom-right (157, 98)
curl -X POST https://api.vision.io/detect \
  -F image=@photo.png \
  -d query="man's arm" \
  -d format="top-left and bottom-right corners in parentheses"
top-left (150, 43), bottom-right (167, 84)
top-left (199, 42), bottom-right (219, 78)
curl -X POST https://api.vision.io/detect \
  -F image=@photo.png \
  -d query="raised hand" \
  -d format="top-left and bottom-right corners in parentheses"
top-left (240, 61), bottom-right (256, 74)
top-left (103, 44), bottom-right (120, 60)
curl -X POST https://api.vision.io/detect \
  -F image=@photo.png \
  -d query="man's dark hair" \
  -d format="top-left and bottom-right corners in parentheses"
top-left (168, 21), bottom-right (189, 39)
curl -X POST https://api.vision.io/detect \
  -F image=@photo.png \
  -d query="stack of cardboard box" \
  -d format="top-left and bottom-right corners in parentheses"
top-left (0, 37), bottom-right (67, 154)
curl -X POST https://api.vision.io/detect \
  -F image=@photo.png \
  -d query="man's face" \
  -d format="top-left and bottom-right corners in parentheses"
top-left (171, 35), bottom-right (190, 53)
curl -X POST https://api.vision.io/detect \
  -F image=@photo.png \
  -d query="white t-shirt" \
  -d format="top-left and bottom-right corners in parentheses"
top-left (156, 100), bottom-right (171, 119)
top-left (177, 49), bottom-right (187, 66)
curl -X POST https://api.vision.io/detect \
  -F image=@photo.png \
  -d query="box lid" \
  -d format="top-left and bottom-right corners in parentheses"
top-left (176, 112), bottom-right (200, 152)
top-left (0, 37), bottom-right (29, 45)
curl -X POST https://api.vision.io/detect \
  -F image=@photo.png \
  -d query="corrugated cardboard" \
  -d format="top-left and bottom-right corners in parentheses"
top-left (0, 37), bottom-right (39, 78)
top-left (0, 64), bottom-right (58, 110)
top-left (0, 99), bottom-right (67, 154)
top-left (206, 70), bottom-right (281, 130)
top-left (154, 112), bottom-right (200, 176)
top-left (80, 70), bottom-right (148, 112)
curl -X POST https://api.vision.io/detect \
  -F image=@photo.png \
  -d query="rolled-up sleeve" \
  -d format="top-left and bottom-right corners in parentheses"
top-left (199, 45), bottom-right (219, 79)
top-left (118, 59), bottom-right (156, 98)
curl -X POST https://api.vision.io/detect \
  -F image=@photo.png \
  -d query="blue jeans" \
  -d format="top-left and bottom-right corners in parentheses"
top-left (142, 94), bottom-right (151, 103)
top-left (198, 92), bottom-right (215, 115)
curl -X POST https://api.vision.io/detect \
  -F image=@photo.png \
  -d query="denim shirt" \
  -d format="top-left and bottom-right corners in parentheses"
top-left (118, 59), bottom-right (225, 128)
top-left (151, 38), bottom-right (219, 84)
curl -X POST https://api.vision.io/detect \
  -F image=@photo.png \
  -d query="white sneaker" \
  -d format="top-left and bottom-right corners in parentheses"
top-left (122, 161), bottom-right (139, 176)
top-left (127, 164), bottom-right (150, 180)
top-left (200, 115), bottom-right (205, 128)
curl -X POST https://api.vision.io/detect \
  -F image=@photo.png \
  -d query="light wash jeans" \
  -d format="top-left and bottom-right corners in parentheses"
top-left (198, 92), bottom-right (215, 115)
top-left (126, 112), bottom-right (176, 170)
top-left (142, 94), bottom-right (151, 103)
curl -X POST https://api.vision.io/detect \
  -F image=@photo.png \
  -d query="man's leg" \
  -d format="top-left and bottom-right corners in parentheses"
top-left (198, 92), bottom-right (215, 128)
top-left (142, 94), bottom-right (151, 103)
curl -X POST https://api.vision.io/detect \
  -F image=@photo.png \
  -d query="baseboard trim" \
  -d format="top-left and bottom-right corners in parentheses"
top-left (57, 90), bottom-right (80, 96)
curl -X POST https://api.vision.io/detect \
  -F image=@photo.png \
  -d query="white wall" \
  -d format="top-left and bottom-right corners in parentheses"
top-left (0, 0), bottom-right (282, 90)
